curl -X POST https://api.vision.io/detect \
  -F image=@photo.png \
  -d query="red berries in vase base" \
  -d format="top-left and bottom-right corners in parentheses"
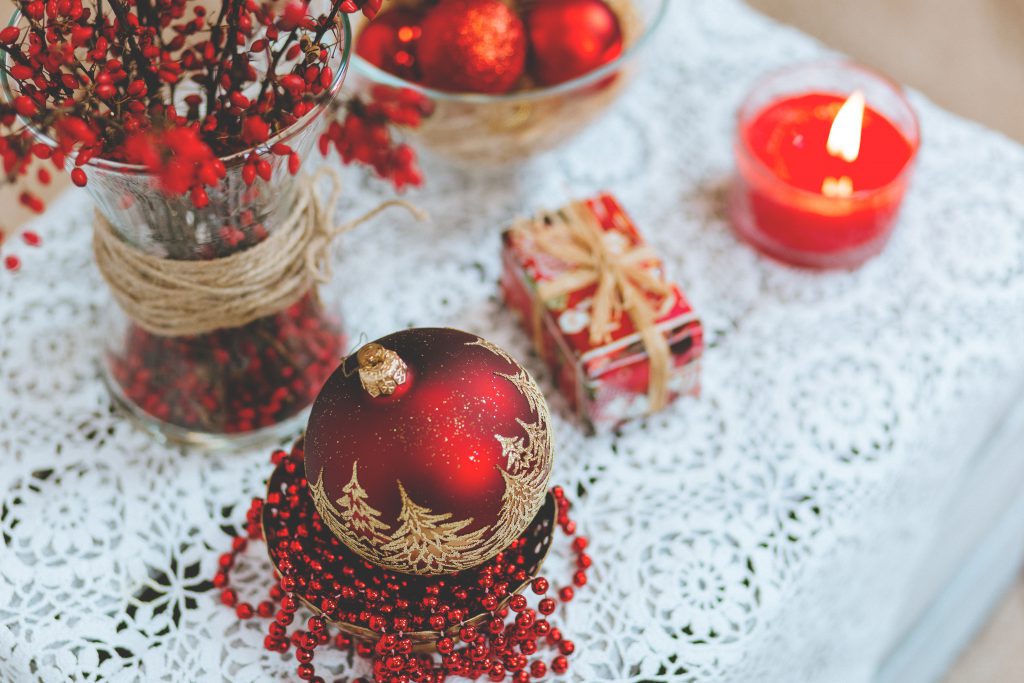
top-left (107, 294), bottom-right (345, 438)
top-left (355, 0), bottom-right (627, 94)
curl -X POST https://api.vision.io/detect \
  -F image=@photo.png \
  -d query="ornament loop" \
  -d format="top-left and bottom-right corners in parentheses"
top-left (356, 343), bottom-right (408, 397)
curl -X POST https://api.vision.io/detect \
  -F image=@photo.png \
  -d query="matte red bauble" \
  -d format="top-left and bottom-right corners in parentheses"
top-left (416, 0), bottom-right (527, 94)
top-left (305, 328), bottom-right (553, 575)
top-left (355, 8), bottom-right (425, 82)
top-left (525, 0), bottom-right (624, 86)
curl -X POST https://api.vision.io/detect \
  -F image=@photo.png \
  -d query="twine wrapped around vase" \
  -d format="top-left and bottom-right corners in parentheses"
top-left (92, 167), bottom-right (425, 337)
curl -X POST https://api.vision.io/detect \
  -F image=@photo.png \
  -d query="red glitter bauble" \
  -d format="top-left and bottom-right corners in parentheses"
top-left (305, 328), bottom-right (553, 575)
top-left (525, 0), bottom-right (623, 86)
top-left (416, 0), bottom-right (527, 94)
top-left (355, 8), bottom-right (425, 82)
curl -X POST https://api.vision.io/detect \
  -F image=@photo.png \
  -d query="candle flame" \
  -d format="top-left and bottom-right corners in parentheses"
top-left (826, 90), bottom-right (866, 163)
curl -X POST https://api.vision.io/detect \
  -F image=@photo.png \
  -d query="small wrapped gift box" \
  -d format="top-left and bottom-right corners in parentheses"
top-left (501, 193), bottom-right (703, 432)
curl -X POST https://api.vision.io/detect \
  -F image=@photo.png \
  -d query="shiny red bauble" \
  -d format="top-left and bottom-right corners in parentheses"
top-left (354, 8), bottom-right (425, 82)
top-left (525, 0), bottom-right (624, 86)
top-left (305, 328), bottom-right (553, 575)
top-left (416, 0), bottom-right (527, 94)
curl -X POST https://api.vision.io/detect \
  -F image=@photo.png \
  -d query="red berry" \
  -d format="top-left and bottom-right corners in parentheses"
top-left (70, 25), bottom-right (93, 46)
top-left (4, 255), bottom-right (21, 272)
top-left (13, 95), bottom-right (37, 117)
top-left (190, 186), bottom-right (209, 208)
top-left (279, 73), bottom-right (305, 93)
top-left (71, 168), bottom-right (88, 187)
top-left (242, 116), bottom-right (270, 145)
top-left (256, 159), bottom-right (272, 181)
top-left (281, 1), bottom-right (310, 29)
top-left (19, 192), bottom-right (44, 213)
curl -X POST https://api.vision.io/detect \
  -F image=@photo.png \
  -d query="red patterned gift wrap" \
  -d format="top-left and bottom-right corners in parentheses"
top-left (501, 193), bottom-right (703, 433)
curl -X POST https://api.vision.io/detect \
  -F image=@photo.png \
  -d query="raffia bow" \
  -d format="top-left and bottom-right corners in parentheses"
top-left (520, 200), bottom-right (674, 412)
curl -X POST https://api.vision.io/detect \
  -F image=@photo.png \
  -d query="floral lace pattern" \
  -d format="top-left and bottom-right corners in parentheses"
top-left (4, 1), bottom-right (1024, 681)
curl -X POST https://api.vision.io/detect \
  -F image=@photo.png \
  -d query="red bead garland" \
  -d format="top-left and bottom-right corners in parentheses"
top-left (214, 441), bottom-right (590, 681)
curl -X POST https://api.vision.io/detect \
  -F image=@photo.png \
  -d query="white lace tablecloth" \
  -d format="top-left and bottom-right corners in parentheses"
top-left (4, 1), bottom-right (1024, 681)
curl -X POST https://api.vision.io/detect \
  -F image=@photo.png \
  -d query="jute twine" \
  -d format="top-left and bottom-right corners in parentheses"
top-left (93, 167), bottom-right (425, 337)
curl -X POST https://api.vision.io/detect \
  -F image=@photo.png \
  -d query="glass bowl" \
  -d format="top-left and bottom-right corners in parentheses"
top-left (349, 0), bottom-right (669, 166)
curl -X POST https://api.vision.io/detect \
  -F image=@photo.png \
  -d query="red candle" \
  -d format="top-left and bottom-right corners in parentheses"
top-left (730, 62), bottom-right (920, 269)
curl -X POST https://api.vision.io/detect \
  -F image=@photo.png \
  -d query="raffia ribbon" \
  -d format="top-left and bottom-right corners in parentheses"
top-left (92, 167), bottom-right (424, 337)
top-left (519, 200), bottom-right (674, 412)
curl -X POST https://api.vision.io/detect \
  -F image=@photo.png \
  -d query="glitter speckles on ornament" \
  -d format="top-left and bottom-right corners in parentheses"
top-left (416, 0), bottom-right (527, 94)
top-left (305, 328), bottom-right (553, 575)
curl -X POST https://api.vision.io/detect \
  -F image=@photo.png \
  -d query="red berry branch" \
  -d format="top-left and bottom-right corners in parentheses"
top-left (0, 0), bottom-right (421, 271)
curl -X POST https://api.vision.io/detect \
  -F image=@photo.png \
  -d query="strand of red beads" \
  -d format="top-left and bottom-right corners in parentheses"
top-left (213, 445), bottom-right (589, 682)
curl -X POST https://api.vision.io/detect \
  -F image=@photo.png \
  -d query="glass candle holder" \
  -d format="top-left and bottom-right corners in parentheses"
top-left (729, 61), bottom-right (921, 269)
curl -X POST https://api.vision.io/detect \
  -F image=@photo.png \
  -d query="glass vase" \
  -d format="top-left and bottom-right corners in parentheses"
top-left (82, 26), bottom-right (352, 448)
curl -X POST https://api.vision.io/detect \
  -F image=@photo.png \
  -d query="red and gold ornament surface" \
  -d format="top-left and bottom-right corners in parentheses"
top-left (305, 327), bottom-right (553, 575)
top-left (525, 0), bottom-right (624, 86)
top-left (416, 0), bottom-right (527, 94)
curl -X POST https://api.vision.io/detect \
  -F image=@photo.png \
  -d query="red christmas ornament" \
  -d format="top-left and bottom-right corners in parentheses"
top-left (416, 0), bottom-right (527, 94)
top-left (525, 0), bottom-right (624, 86)
top-left (305, 328), bottom-right (553, 575)
top-left (355, 8), bottom-right (425, 82)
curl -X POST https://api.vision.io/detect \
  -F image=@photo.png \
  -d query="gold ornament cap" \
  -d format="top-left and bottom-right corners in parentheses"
top-left (356, 343), bottom-right (408, 398)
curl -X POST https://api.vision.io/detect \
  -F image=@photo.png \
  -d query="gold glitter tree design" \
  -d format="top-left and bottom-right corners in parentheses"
top-left (309, 463), bottom-right (391, 557)
top-left (379, 482), bottom-right (491, 574)
top-left (338, 461), bottom-right (389, 547)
